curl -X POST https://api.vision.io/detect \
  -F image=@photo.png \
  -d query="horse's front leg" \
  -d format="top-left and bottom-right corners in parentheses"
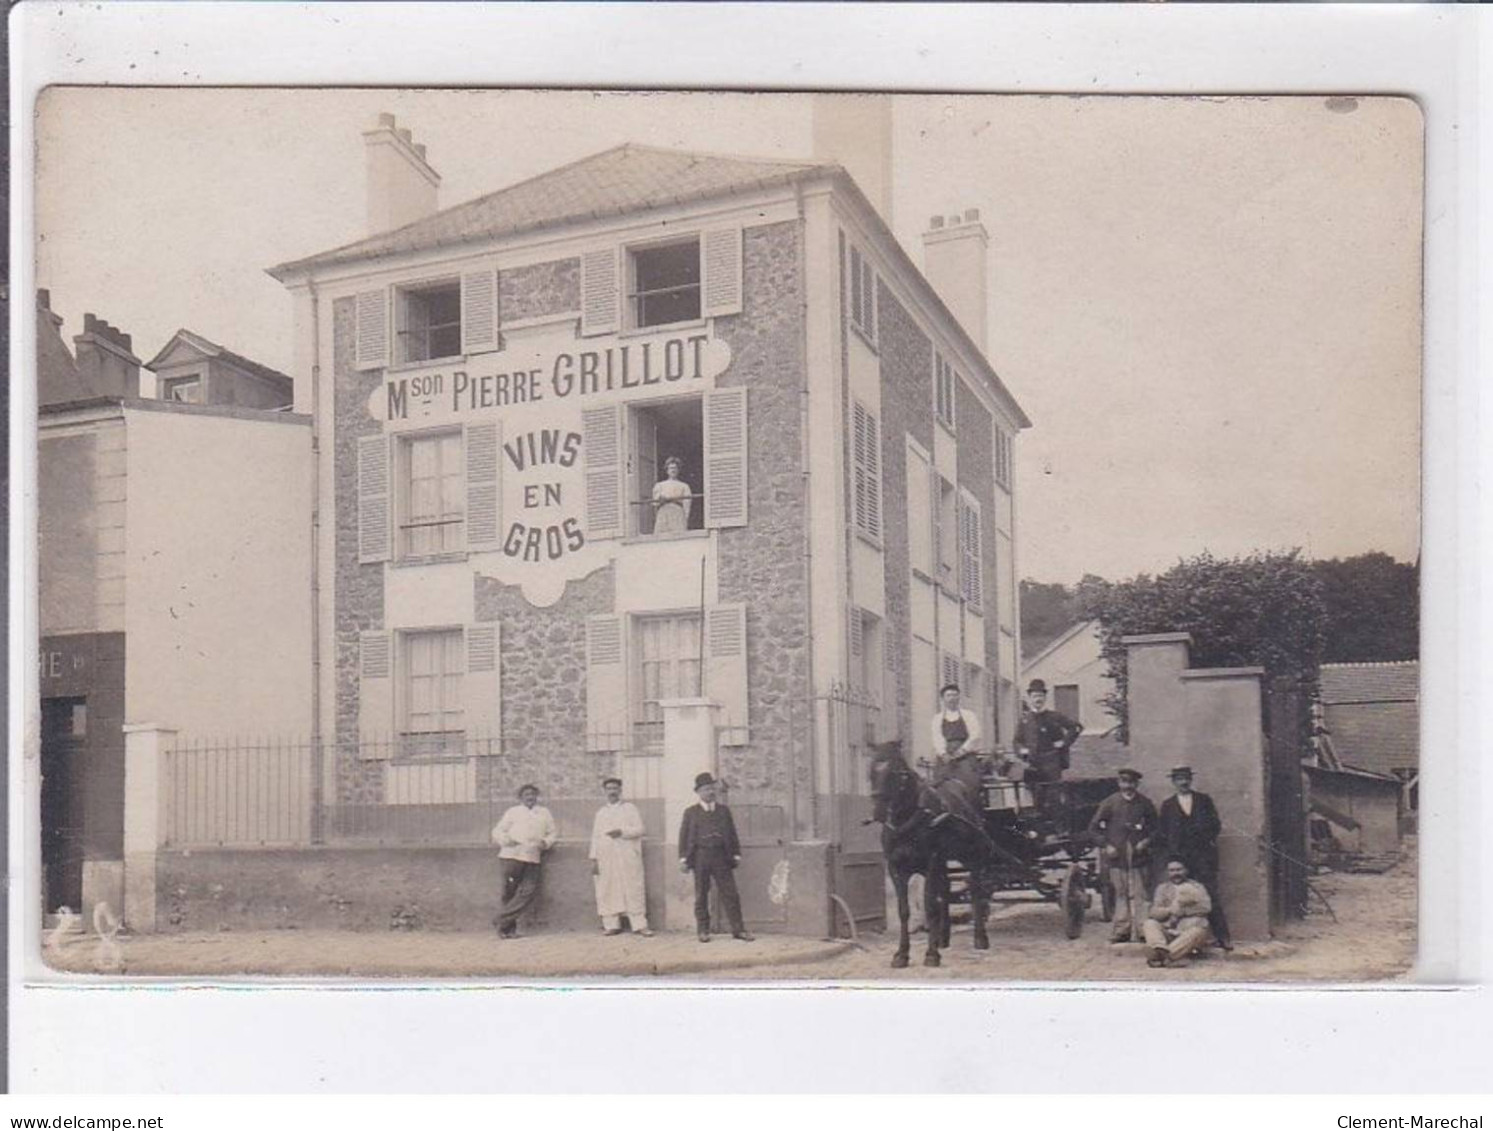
top-left (971, 869), bottom-right (991, 951)
top-left (891, 867), bottom-right (911, 969)
top-left (923, 861), bottom-right (945, 968)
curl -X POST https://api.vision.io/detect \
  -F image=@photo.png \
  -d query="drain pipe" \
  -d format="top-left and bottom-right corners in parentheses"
top-left (308, 279), bottom-right (325, 843)
top-left (794, 182), bottom-right (818, 843)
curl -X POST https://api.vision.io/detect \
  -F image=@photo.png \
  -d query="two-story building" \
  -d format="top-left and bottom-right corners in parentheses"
top-left (268, 110), bottom-right (1029, 929)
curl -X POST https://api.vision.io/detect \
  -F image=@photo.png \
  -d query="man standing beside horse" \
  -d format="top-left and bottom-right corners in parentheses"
top-left (1087, 768), bottom-right (1158, 943)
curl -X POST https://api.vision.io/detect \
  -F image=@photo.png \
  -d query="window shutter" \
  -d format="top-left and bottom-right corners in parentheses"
top-left (930, 469), bottom-right (943, 578)
top-left (461, 269), bottom-right (499, 355)
top-left (701, 226), bottom-right (744, 318)
top-left (464, 420), bottom-right (502, 552)
top-left (357, 435), bottom-right (392, 564)
top-left (703, 388), bottom-right (748, 528)
top-left (358, 631), bottom-right (394, 756)
top-left (852, 400), bottom-right (881, 541)
top-left (849, 606), bottom-right (864, 660)
top-left (706, 603), bottom-right (748, 741)
top-left (354, 289), bottom-right (389, 371)
top-left (582, 405), bottom-right (624, 540)
top-left (585, 614), bottom-right (626, 752)
top-left (941, 652), bottom-right (962, 693)
top-left (960, 493), bottom-right (984, 611)
top-left (580, 247), bottom-right (621, 336)
top-left (465, 623), bottom-right (501, 755)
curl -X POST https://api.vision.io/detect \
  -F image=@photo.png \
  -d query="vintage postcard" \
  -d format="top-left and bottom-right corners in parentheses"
top-left (31, 88), bottom-right (1422, 983)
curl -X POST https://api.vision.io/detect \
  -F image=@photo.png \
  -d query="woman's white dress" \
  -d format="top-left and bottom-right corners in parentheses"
top-left (652, 477), bottom-right (692, 533)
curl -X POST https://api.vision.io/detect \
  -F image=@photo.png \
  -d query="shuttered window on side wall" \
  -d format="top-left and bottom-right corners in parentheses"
top-left (461, 269), bottom-right (500, 355)
top-left (852, 399), bottom-right (881, 542)
top-left (465, 623), bottom-right (502, 753)
top-left (358, 630), bottom-right (394, 755)
top-left (959, 489), bottom-right (983, 611)
top-left (464, 420), bottom-right (501, 552)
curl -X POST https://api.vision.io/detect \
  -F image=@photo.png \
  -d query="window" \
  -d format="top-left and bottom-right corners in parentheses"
top-left (906, 442), bottom-right (934, 576)
top-left (162, 375), bottom-right (203, 404)
top-left (399, 431), bottom-right (465, 558)
top-left (634, 614), bottom-right (704, 748)
top-left (628, 238), bottom-right (701, 328)
top-left (852, 399), bottom-right (882, 542)
top-left (849, 244), bottom-right (876, 343)
top-left (629, 398), bottom-right (704, 536)
top-left (1054, 683), bottom-right (1081, 722)
top-left (396, 281), bottom-right (461, 365)
top-left (850, 608), bottom-right (883, 746)
top-left (995, 428), bottom-right (1012, 490)
top-left (934, 353), bottom-right (956, 432)
top-left (401, 628), bottom-right (464, 752)
top-left (936, 475), bottom-right (958, 585)
top-left (958, 491), bottom-right (983, 609)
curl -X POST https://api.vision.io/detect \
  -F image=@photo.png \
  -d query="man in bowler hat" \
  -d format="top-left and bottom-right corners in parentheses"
top-left (1157, 765), bottom-right (1231, 949)
top-left (678, 772), bottom-right (754, 942)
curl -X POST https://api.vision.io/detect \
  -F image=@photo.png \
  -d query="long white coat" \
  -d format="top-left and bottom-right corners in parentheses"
top-left (590, 801), bottom-right (647, 918)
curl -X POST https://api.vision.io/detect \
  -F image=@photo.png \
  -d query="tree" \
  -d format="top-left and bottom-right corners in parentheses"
top-left (1020, 579), bottom-right (1077, 658)
top-left (1311, 552), bottom-right (1418, 662)
top-left (1079, 550), bottom-right (1327, 741)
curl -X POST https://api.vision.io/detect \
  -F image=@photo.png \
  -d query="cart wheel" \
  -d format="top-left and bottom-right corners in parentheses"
top-left (1060, 865), bottom-right (1086, 940)
top-left (1100, 875), bottom-right (1116, 922)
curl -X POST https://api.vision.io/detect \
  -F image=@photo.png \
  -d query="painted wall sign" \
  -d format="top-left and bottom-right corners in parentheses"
top-left (368, 328), bottom-right (732, 424)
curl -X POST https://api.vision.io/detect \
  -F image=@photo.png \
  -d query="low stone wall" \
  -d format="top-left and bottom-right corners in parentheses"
top-left (155, 843), bottom-right (826, 935)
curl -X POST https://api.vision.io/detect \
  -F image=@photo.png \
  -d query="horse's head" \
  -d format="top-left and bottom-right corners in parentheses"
top-left (868, 739), bottom-right (915, 823)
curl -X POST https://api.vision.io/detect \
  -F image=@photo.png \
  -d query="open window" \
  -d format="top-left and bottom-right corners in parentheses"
top-left (396, 280), bottom-right (461, 365)
top-left (628, 398), bottom-right (704, 536)
top-left (627, 238), bottom-right (702, 329)
top-left (162, 375), bottom-right (203, 404)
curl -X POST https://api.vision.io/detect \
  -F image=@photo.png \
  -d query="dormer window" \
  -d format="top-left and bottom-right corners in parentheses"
top-left (162, 375), bottom-right (203, 404)
top-left (396, 281), bottom-right (461, 365)
top-left (628, 238), bottom-right (701, 329)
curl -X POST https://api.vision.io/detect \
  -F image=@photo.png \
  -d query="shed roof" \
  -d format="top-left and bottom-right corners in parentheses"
top-left (1319, 661), bottom-right (1418, 705)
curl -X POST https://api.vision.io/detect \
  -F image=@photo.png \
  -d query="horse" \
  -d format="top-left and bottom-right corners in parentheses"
top-left (868, 741), bottom-right (1010, 968)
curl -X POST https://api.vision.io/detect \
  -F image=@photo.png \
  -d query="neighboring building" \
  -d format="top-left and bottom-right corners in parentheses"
top-left (1316, 659), bottom-right (1419, 823)
top-left (1019, 617), bottom-right (1111, 734)
top-left (144, 328), bottom-right (295, 410)
top-left (267, 109), bottom-right (1030, 929)
top-left (37, 290), bottom-right (313, 920)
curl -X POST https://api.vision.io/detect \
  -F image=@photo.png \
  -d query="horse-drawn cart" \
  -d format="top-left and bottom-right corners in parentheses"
top-left (948, 763), bottom-right (1121, 939)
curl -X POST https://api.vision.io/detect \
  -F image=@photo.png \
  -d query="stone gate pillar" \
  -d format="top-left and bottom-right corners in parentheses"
top-left (122, 722), bottom-right (175, 932)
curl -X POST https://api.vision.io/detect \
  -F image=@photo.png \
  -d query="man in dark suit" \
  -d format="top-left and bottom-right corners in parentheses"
top-left (1157, 765), bottom-right (1231, 950)
top-left (678, 772), bottom-right (754, 942)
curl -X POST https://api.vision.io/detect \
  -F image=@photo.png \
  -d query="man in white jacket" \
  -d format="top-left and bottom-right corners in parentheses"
top-left (589, 777), bottom-right (652, 936)
top-left (491, 783), bottom-right (558, 938)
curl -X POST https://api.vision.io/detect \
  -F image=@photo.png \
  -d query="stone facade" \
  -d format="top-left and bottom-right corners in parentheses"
top-left (873, 281), bottom-right (935, 746)
top-left (473, 565), bottom-right (615, 800)
top-left (715, 220), bottom-right (810, 794)
top-left (499, 258), bottom-right (580, 324)
top-left (955, 377), bottom-right (1000, 733)
top-left (332, 296), bottom-right (388, 803)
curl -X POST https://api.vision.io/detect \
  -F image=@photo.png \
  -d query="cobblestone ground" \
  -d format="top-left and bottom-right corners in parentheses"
top-left (40, 847), bottom-right (1415, 983)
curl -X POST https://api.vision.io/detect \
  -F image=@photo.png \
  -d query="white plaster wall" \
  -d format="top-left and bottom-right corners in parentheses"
top-left (1022, 622), bottom-right (1113, 732)
top-left (123, 408), bottom-right (314, 740)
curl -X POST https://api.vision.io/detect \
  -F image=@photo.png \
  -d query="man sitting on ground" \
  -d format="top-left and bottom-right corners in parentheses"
top-left (1143, 856), bottom-right (1214, 968)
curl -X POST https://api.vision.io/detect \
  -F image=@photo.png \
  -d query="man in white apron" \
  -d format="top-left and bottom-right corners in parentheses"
top-left (590, 776), bottom-right (652, 936)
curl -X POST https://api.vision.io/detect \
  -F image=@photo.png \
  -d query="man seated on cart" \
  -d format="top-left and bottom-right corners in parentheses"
top-left (1143, 857), bottom-right (1214, 967)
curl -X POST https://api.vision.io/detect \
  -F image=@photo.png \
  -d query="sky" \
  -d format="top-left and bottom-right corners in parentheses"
top-left (34, 89), bottom-right (1423, 584)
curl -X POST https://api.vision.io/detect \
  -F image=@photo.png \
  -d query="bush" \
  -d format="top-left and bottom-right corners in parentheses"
top-left (1078, 550), bottom-right (1327, 741)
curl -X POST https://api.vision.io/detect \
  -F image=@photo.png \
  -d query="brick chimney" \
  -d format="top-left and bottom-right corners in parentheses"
top-left (812, 94), bottom-right (893, 225)
top-left (364, 112), bottom-right (441, 235)
top-left (72, 312), bottom-right (141, 398)
top-left (922, 209), bottom-right (989, 352)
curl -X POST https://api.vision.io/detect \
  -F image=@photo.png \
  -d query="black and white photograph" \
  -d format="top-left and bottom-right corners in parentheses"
top-left (30, 87), bottom-right (1423, 985)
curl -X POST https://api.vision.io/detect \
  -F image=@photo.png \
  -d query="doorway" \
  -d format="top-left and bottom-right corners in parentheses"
top-left (40, 696), bottom-right (88, 914)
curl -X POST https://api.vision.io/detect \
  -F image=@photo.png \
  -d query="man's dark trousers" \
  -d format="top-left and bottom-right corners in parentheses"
top-left (497, 858), bottom-right (542, 934)
top-left (693, 845), bottom-right (745, 934)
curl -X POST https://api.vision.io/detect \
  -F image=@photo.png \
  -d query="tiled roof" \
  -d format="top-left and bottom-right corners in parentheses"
top-left (145, 329), bottom-right (293, 391)
top-left (1323, 701), bottom-right (1418, 775)
top-left (1319, 661), bottom-right (1418, 705)
top-left (270, 144), bottom-right (832, 277)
